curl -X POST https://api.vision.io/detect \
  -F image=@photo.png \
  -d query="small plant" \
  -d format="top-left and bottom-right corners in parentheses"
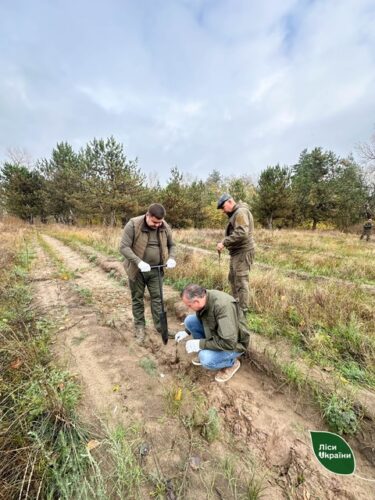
top-left (139, 357), bottom-right (157, 377)
top-left (202, 407), bottom-right (220, 443)
top-left (281, 362), bottom-right (305, 390)
top-left (320, 394), bottom-right (360, 435)
top-left (74, 286), bottom-right (93, 303)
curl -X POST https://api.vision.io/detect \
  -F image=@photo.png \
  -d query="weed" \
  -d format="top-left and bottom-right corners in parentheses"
top-left (139, 357), bottom-right (157, 377)
top-left (320, 393), bottom-right (360, 435)
top-left (202, 407), bottom-right (220, 443)
top-left (281, 362), bottom-right (305, 390)
top-left (71, 332), bottom-right (88, 345)
top-left (74, 285), bottom-right (93, 303)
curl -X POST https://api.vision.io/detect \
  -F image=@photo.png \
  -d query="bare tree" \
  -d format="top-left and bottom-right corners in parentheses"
top-left (357, 130), bottom-right (375, 172)
top-left (6, 147), bottom-right (33, 168)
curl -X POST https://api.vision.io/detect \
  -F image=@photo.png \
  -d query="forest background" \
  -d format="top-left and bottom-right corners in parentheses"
top-left (1, 133), bottom-right (375, 231)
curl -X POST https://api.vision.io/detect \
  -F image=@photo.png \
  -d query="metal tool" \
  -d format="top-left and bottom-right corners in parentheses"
top-left (150, 264), bottom-right (168, 345)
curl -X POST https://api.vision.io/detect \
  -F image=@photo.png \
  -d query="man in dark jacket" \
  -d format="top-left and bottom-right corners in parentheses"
top-left (120, 203), bottom-right (176, 343)
top-left (175, 284), bottom-right (250, 383)
top-left (216, 193), bottom-right (255, 312)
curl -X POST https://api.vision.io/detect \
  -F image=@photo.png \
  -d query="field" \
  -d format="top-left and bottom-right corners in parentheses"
top-left (1, 219), bottom-right (374, 499)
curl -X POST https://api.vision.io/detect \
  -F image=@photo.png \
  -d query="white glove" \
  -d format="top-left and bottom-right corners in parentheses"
top-left (166, 258), bottom-right (176, 269)
top-left (138, 261), bottom-right (151, 272)
top-left (175, 330), bottom-right (188, 343)
top-left (186, 339), bottom-right (201, 353)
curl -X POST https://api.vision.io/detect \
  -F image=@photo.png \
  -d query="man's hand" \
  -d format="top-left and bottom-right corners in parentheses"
top-left (138, 261), bottom-right (151, 272)
top-left (166, 258), bottom-right (176, 269)
top-left (216, 242), bottom-right (224, 252)
top-left (185, 339), bottom-right (201, 353)
top-left (175, 330), bottom-right (188, 342)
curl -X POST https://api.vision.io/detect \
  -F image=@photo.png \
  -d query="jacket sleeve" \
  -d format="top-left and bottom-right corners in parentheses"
top-left (119, 221), bottom-right (141, 265)
top-left (223, 209), bottom-right (251, 247)
top-left (166, 225), bottom-right (176, 259)
top-left (199, 303), bottom-right (238, 351)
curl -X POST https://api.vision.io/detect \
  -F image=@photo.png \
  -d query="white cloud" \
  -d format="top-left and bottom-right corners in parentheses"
top-left (0, 0), bottom-right (374, 181)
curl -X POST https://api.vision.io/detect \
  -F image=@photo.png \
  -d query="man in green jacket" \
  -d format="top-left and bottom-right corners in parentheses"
top-left (175, 284), bottom-right (250, 383)
top-left (216, 193), bottom-right (255, 313)
top-left (120, 203), bottom-right (176, 343)
top-left (360, 218), bottom-right (373, 241)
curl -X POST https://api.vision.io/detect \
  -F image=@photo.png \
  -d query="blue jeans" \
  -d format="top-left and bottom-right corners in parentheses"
top-left (184, 314), bottom-right (242, 370)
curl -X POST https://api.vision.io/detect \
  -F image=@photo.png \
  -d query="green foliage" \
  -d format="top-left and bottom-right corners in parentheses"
top-left (253, 164), bottom-right (292, 228)
top-left (80, 136), bottom-right (146, 225)
top-left (138, 357), bottom-right (157, 377)
top-left (292, 148), bottom-right (339, 229)
top-left (0, 162), bottom-right (46, 222)
top-left (320, 394), bottom-right (360, 435)
top-left (202, 407), bottom-right (220, 442)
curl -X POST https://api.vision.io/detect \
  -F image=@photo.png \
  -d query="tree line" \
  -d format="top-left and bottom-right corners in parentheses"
top-left (1, 136), bottom-right (374, 230)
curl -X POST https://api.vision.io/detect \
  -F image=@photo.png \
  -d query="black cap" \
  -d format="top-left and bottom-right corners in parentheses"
top-left (217, 193), bottom-right (231, 209)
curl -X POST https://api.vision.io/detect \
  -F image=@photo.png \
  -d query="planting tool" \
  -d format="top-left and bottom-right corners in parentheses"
top-left (151, 264), bottom-right (168, 345)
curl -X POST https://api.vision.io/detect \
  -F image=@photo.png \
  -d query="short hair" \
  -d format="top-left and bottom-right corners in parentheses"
top-left (148, 203), bottom-right (166, 219)
top-left (181, 284), bottom-right (206, 301)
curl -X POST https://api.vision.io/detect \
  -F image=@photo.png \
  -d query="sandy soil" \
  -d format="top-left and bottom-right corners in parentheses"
top-left (29, 234), bottom-right (375, 499)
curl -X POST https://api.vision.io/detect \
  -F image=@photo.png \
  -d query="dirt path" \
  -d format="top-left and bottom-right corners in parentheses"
top-left (30, 234), bottom-right (375, 499)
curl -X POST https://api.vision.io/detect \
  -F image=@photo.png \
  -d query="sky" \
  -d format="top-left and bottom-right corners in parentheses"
top-left (0, 0), bottom-right (374, 184)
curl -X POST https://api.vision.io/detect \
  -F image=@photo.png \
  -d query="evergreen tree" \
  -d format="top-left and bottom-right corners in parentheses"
top-left (331, 158), bottom-right (368, 230)
top-left (292, 148), bottom-right (338, 229)
top-left (38, 142), bottom-right (81, 223)
top-left (0, 162), bottom-right (45, 222)
top-left (81, 136), bottom-right (145, 225)
top-left (254, 165), bottom-right (292, 228)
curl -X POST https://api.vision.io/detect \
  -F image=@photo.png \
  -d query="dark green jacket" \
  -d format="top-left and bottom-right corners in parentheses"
top-left (195, 290), bottom-right (250, 352)
top-left (224, 202), bottom-right (255, 256)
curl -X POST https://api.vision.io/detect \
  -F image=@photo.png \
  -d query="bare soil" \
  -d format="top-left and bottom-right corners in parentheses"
top-left (29, 234), bottom-right (375, 499)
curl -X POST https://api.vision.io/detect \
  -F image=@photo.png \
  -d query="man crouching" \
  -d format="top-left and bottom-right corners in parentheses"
top-left (175, 284), bottom-right (250, 383)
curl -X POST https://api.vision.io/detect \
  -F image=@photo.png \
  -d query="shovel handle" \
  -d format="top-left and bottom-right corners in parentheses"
top-left (150, 264), bottom-right (167, 269)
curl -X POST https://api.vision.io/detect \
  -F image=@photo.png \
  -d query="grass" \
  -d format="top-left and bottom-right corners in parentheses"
top-left (37, 223), bottom-right (375, 433)
top-left (0, 221), bottom-right (149, 498)
top-left (138, 357), bottom-right (158, 377)
top-left (174, 227), bottom-right (375, 284)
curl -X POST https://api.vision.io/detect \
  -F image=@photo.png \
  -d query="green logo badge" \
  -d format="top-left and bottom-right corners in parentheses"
top-left (310, 431), bottom-right (355, 475)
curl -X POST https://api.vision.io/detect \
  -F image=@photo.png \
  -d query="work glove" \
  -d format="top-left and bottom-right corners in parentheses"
top-left (166, 258), bottom-right (176, 269)
top-left (175, 330), bottom-right (188, 343)
top-left (186, 339), bottom-right (201, 353)
top-left (138, 261), bottom-right (151, 273)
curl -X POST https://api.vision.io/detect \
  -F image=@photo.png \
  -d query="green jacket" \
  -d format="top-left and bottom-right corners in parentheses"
top-left (120, 215), bottom-right (175, 280)
top-left (194, 290), bottom-right (250, 352)
top-left (224, 202), bottom-right (255, 256)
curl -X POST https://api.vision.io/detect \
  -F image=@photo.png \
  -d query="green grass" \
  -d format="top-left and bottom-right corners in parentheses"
top-left (138, 357), bottom-right (157, 377)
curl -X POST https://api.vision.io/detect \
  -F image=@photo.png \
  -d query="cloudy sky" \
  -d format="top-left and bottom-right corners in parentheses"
top-left (1, 0), bottom-right (374, 183)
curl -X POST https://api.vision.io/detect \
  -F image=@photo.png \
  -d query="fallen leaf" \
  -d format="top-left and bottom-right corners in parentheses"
top-left (86, 439), bottom-right (100, 451)
top-left (112, 384), bottom-right (120, 392)
top-left (10, 358), bottom-right (22, 369)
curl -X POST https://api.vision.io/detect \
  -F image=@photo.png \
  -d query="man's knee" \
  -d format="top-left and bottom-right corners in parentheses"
top-left (184, 314), bottom-right (197, 331)
top-left (199, 350), bottom-right (215, 369)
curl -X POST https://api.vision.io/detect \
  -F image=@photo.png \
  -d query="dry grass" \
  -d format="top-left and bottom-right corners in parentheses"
top-left (42, 224), bottom-right (375, 384)
top-left (174, 228), bottom-right (375, 283)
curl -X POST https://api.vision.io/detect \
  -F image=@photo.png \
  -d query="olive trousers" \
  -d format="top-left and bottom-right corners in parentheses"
top-left (228, 251), bottom-right (254, 311)
top-left (128, 269), bottom-right (163, 332)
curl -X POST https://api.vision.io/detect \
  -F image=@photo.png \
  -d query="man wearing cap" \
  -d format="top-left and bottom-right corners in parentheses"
top-left (120, 203), bottom-right (176, 343)
top-left (216, 194), bottom-right (255, 313)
